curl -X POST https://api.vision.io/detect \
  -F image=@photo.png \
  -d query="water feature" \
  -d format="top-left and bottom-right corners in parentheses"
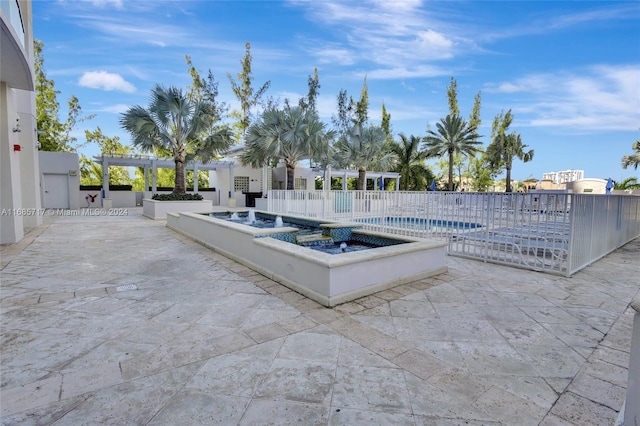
top-left (247, 209), bottom-right (256, 224)
top-left (275, 216), bottom-right (284, 228)
top-left (168, 210), bottom-right (448, 307)
top-left (230, 212), bottom-right (240, 221)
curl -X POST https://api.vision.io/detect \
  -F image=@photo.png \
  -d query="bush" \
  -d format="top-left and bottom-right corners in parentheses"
top-left (151, 193), bottom-right (204, 201)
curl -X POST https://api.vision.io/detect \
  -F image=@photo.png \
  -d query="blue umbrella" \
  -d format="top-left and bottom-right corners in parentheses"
top-left (606, 178), bottom-right (613, 194)
top-left (430, 180), bottom-right (436, 191)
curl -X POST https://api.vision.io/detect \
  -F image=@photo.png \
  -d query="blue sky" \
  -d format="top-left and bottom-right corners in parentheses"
top-left (33, 0), bottom-right (640, 183)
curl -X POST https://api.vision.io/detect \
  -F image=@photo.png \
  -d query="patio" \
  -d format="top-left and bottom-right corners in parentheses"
top-left (1, 208), bottom-right (638, 424)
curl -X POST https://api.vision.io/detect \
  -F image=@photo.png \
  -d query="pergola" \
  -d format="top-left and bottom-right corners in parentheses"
top-left (93, 155), bottom-right (402, 200)
top-left (93, 155), bottom-right (235, 198)
top-left (313, 167), bottom-right (401, 190)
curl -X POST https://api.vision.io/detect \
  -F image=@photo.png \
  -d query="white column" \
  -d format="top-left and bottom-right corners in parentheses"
top-left (16, 89), bottom-right (42, 228)
top-left (193, 165), bottom-right (199, 192)
top-left (262, 165), bottom-right (268, 196)
top-left (101, 157), bottom-right (109, 199)
top-left (0, 83), bottom-right (24, 243)
top-left (151, 159), bottom-right (157, 192)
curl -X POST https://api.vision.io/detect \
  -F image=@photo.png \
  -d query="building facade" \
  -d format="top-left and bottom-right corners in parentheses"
top-left (541, 169), bottom-right (585, 185)
top-left (1, 0), bottom-right (41, 244)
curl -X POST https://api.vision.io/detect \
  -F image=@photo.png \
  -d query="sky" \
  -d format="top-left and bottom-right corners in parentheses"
top-left (32, 0), bottom-right (640, 183)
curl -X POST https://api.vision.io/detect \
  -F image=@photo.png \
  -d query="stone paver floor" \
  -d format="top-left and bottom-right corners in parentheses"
top-left (1, 209), bottom-right (638, 425)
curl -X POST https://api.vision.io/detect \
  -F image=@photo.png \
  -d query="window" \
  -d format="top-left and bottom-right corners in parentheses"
top-left (294, 177), bottom-right (307, 190)
top-left (234, 176), bottom-right (249, 192)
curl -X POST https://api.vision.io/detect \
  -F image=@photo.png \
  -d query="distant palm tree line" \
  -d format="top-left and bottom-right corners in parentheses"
top-left (120, 80), bottom-right (640, 194)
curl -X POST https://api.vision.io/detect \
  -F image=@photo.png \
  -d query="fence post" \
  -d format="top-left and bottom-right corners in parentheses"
top-left (623, 298), bottom-right (640, 425)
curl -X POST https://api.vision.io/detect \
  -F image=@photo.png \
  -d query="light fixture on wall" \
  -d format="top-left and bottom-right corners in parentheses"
top-left (12, 115), bottom-right (21, 133)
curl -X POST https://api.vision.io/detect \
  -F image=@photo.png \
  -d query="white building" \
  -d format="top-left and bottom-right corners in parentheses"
top-left (542, 169), bottom-right (584, 184)
top-left (1, 0), bottom-right (41, 244)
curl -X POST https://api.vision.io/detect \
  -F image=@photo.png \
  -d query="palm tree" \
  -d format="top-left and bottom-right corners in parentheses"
top-left (332, 124), bottom-right (396, 190)
top-left (423, 114), bottom-right (481, 191)
top-left (622, 140), bottom-right (640, 170)
top-left (613, 176), bottom-right (640, 190)
top-left (486, 132), bottom-right (534, 193)
top-left (240, 106), bottom-right (332, 190)
top-left (120, 84), bottom-right (233, 194)
top-left (388, 133), bottom-right (433, 191)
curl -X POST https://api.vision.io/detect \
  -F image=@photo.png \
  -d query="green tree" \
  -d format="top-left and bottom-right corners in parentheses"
top-left (80, 127), bottom-right (132, 185)
top-left (227, 42), bottom-right (271, 141)
top-left (352, 76), bottom-right (369, 126)
top-left (185, 55), bottom-right (227, 126)
top-left (298, 68), bottom-right (320, 115)
top-left (333, 124), bottom-right (396, 190)
top-left (35, 39), bottom-right (93, 152)
top-left (486, 110), bottom-right (534, 193)
top-left (120, 85), bottom-right (233, 194)
top-left (423, 114), bottom-right (481, 191)
top-left (621, 140), bottom-right (640, 170)
top-left (240, 106), bottom-right (332, 190)
top-left (332, 89), bottom-right (355, 138)
top-left (389, 134), bottom-right (433, 191)
top-left (447, 76), bottom-right (459, 116)
top-left (381, 102), bottom-right (392, 140)
top-left (468, 153), bottom-right (496, 192)
top-left (613, 176), bottom-right (640, 190)
top-left (469, 91), bottom-right (482, 129)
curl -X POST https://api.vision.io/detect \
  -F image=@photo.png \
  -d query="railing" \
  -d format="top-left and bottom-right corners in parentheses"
top-left (621, 299), bottom-right (640, 425)
top-left (267, 190), bottom-right (640, 276)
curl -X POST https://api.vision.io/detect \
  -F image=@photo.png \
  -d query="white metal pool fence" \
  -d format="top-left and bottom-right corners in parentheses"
top-left (266, 190), bottom-right (640, 276)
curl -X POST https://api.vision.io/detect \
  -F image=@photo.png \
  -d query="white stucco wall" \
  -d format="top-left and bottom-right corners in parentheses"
top-left (38, 151), bottom-right (81, 209)
top-left (566, 178), bottom-right (607, 194)
top-left (0, 83), bottom-right (24, 243)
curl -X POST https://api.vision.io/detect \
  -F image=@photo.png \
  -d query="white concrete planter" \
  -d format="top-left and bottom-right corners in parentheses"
top-left (142, 199), bottom-right (213, 220)
top-left (167, 211), bottom-right (447, 307)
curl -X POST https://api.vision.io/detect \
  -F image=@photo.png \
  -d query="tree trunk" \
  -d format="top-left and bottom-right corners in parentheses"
top-left (448, 150), bottom-right (454, 191)
top-left (173, 146), bottom-right (186, 194)
top-left (505, 164), bottom-right (512, 193)
top-left (358, 167), bottom-right (366, 190)
top-left (286, 163), bottom-right (295, 190)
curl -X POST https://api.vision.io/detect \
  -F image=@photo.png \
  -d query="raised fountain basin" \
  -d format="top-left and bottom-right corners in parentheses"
top-left (166, 210), bottom-right (447, 307)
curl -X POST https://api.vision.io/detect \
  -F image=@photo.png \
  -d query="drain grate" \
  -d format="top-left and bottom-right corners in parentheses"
top-left (116, 284), bottom-right (138, 292)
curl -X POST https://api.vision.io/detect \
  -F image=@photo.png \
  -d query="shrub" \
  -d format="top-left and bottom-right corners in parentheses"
top-left (151, 193), bottom-right (204, 201)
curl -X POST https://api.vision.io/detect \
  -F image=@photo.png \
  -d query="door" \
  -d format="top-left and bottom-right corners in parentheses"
top-left (43, 174), bottom-right (69, 208)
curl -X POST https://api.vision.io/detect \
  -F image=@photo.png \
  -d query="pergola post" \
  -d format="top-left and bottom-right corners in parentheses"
top-left (228, 164), bottom-right (234, 201)
top-left (262, 165), bottom-right (268, 197)
top-left (101, 157), bottom-right (109, 199)
top-left (193, 164), bottom-right (199, 192)
top-left (151, 159), bottom-right (157, 192)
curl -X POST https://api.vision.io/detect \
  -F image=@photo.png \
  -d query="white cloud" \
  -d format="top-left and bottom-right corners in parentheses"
top-left (78, 71), bottom-right (136, 93)
top-left (416, 30), bottom-right (454, 59)
top-left (292, 0), bottom-right (467, 77)
top-left (97, 104), bottom-right (131, 114)
top-left (86, 0), bottom-right (123, 9)
top-left (487, 65), bottom-right (640, 131)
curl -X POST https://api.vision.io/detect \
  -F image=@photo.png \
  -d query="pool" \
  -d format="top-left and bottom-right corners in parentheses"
top-left (356, 217), bottom-right (482, 230)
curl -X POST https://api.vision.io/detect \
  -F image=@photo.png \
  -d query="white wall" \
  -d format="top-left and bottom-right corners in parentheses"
top-left (39, 151), bottom-right (81, 209)
top-left (273, 166), bottom-right (317, 190)
top-left (566, 178), bottom-right (607, 194)
top-left (0, 83), bottom-right (24, 243)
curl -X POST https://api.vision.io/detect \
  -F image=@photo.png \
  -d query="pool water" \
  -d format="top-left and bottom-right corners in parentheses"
top-left (306, 242), bottom-right (378, 254)
top-left (357, 217), bottom-right (482, 230)
top-left (206, 211), bottom-right (317, 233)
